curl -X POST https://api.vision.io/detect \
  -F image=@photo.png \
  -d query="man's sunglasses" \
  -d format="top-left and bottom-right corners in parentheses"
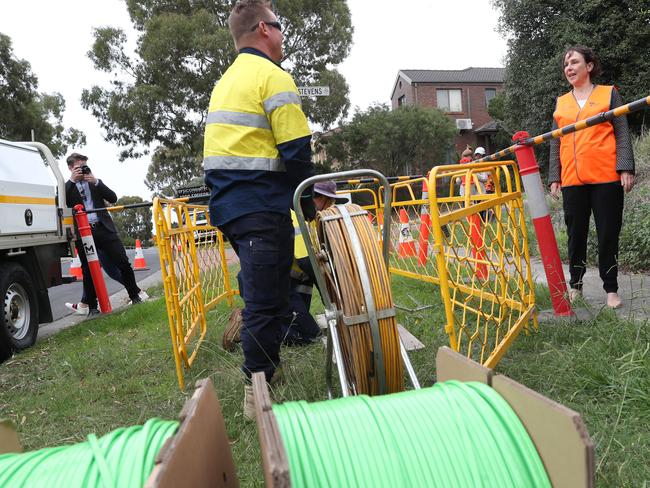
top-left (250, 20), bottom-right (282, 32)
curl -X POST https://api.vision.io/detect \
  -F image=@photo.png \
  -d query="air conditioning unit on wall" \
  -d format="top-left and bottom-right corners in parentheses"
top-left (456, 119), bottom-right (473, 130)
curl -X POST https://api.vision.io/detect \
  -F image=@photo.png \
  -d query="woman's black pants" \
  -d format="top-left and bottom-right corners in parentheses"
top-left (561, 182), bottom-right (624, 293)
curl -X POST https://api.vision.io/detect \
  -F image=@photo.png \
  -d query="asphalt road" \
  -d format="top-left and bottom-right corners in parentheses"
top-left (49, 247), bottom-right (161, 321)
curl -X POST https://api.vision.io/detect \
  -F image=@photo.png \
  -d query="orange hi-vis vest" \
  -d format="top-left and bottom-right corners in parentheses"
top-left (553, 85), bottom-right (618, 187)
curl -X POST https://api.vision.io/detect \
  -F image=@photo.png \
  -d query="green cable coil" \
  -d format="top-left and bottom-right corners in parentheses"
top-left (0, 418), bottom-right (178, 487)
top-left (272, 381), bottom-right (552, 487)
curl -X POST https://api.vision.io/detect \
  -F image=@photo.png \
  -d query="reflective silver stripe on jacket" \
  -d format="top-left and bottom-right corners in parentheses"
top-left (294, 226), bottom-right (302, 236)
top-left (263, 91), bottom-right (301, 114)
top-left (203, 156), bottom-right (286, 172)
top-left (206, 110), bottom-right (271, 130)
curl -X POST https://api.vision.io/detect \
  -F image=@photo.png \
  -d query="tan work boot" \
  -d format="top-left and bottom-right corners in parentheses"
top-left (269, 365), bottom-right (285, 386)
top-left (223, 308), bottom-right (243, 351)
top-left (243, 384), bottom-right (255, 421)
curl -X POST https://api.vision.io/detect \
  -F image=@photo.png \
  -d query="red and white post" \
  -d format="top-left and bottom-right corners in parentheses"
top-left (73, 204), bottom-right (112, 313)
top-left (511, 132), bottom-right (572, 316)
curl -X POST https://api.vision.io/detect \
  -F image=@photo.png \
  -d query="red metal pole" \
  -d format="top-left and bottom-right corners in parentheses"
top-left (73, 204), bottom-right (112, 313)
top-left (511, 132), bottom-right (572, 316)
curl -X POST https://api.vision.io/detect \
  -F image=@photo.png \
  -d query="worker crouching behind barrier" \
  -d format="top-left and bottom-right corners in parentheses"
top-left (316, 203), bottom-right (403, 395)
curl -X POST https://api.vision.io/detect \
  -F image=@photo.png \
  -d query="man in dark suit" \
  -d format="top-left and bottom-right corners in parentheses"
top-left (65, 153), bottom-right (142, 315)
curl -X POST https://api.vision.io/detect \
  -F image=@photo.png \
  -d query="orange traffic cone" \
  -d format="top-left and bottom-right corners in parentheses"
top-left (398, 209), bottom-right (416, 258)
top-left (70, 248), bottom-right (83, 280)
top-left (418, 180), bottom-right (431, 266)
top-left (468, 214), bottom-right (488, 280)
top-left (133, 239), bottom-right (149, 270)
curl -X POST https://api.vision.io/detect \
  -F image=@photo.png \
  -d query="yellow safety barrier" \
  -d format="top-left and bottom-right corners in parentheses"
top-left (346, 187), bottom-right (380, 223)
top-left (153, 197), bottom-right (235, 389)
top-left (361, 162), bottom-right (536, 367)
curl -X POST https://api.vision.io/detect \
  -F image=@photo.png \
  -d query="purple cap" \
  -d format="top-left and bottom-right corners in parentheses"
top-left (314, 180), bottom-right (348, 203)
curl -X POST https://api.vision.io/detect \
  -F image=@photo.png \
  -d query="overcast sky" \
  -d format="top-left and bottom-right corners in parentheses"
top-left (1, 0), bottom-right (507, 200)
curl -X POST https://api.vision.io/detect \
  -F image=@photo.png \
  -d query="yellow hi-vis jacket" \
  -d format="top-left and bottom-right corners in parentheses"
top-left (291, 210), bottom-right (312, 284)
top-left (203, 49), bottom-right (312, 226)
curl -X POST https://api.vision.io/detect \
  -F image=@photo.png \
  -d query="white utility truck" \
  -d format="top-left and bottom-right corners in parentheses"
top-left (0, 139), bottom-right (74, 359)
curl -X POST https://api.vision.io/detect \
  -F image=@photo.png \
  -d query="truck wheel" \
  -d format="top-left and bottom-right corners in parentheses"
top-left (0, 262), bottom-right (39, 351)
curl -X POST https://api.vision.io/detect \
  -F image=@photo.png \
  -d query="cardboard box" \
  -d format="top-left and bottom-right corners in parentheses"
top-left (0, 378), bottom-right (239, 488)
top-left (436, 347), bottom-right (595, 488)
top-left (0, 419), bottom-right (22, 455)
top-left (146, 378), bottom-right (239, 487)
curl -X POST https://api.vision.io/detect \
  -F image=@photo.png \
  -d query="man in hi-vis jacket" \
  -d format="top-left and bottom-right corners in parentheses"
top-left (203, 0), bottom-right (315, 419)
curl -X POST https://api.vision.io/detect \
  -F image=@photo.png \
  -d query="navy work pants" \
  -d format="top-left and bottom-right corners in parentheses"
top-left (220, 212), bottom-right (293, 380)
top-left (282, 279), bottom-right (321, 345)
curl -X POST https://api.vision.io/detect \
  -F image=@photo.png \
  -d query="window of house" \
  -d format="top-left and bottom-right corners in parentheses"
top-left (398, 95), bottom-right (406, 107)
top-left (436, 89), bottom-right (462, 112)
top-left (485, 88), bottom-right (497, 107)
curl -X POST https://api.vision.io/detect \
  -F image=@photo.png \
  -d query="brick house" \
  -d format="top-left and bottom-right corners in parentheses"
top-left (390, 67), bottom-right (504, 161)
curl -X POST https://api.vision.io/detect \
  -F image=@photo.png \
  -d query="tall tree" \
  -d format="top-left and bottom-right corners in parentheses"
top-left (486, 91), bottom-right (517, 150)
top-left (321, 104), bottom-right (458, 176)
top-left (112, 195), bottom-right (153, 245)
top-left (0, 33), bottom-right (85, 156)
top-left (492, 0), bottom-right (650, 176)
top-left (82, 0), bottom-right (353, 194)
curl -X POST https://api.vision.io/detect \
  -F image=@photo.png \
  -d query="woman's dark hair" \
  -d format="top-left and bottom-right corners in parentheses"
top-left (562, 45), bottom-right (602, 78)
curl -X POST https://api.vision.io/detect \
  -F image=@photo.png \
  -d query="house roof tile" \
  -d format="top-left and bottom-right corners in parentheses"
top-left (400, 67), bottom-right (504, 84)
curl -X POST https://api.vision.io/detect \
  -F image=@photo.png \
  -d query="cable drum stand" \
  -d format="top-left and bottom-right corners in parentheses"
top-left (294, 170), bottom-right (421, 398)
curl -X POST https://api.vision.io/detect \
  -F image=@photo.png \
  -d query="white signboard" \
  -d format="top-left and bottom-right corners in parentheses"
top-left (298, 86), bottom-right (330, 97)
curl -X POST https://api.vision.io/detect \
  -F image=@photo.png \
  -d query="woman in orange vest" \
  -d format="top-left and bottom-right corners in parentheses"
top-left (549, 45), bottom-right (635, 308)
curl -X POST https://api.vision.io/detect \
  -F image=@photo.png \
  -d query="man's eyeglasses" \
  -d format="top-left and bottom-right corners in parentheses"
top-left (250, 20), bottom-right (282, 32)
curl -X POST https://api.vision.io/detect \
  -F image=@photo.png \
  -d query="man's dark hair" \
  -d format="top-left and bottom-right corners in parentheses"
top-left (66, 152), bottom-right (88, 167)
top-left (562, 45), bottom-right (602, 78)
top-left (228, 0), bottom-right (273, 43)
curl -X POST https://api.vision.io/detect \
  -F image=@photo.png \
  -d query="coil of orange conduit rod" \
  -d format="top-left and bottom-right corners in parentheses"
top-left (316, 203), bottom-right (403, 395)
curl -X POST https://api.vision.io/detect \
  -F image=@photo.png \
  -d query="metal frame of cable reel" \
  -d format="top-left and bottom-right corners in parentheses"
top-left (294, 170), bottom-right (420, 398)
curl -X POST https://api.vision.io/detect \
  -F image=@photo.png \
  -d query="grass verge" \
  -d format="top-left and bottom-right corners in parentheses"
top-left (1, 276), bottom-right (648, 487)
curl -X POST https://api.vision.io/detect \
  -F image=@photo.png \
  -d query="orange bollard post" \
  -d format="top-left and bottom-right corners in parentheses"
top-left (418, 179), bottom-right (430, 266)
top-left (512, 131), bottom-right (572, 316)
top-left (73, 204), bottom-right (112, 313)
top-left (398, 208), bottom-right (416, 258)
top-left (468, 213), bottom-right (488, 280)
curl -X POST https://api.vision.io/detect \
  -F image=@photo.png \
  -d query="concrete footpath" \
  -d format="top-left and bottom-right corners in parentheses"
top-left (530, 258), bottom-right (649, 320)
top-left (38, 250), bottom-right (648, 342)
top-left (37, 247), bottom-right (238, 341)
top-left (37, 270), bottom-right (164, 341)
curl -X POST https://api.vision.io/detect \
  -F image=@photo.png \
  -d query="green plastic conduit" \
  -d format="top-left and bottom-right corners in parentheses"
top-left (0, 418), bottom-right (178, 487)
top-left (272, 381), bottom-right (552, 488)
